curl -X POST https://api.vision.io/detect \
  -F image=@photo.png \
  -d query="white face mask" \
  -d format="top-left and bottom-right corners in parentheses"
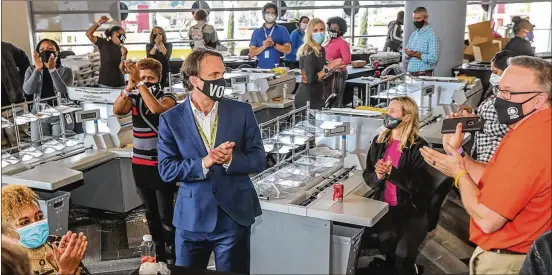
top-left (489, 73), bottom-right (501, 87)
top-left (300, 23), bottom-right (308, 30)
top-left (264, 13), bottom-right (276, 23)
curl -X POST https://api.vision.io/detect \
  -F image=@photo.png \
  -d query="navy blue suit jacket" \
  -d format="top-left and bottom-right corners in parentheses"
top-left (157, 98), bottom-right (265, 232)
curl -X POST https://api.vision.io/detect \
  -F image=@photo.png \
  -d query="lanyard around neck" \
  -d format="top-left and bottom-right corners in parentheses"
top-left (264, 25), bottom-right (275, 39)
top-left (194, 111), bottom-right (219, 149)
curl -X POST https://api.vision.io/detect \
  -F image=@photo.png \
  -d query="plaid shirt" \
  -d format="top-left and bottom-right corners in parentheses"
top-left (471, 96), bottom-right (510, 163)
top-left (405, 24), bottom-right (440, 72)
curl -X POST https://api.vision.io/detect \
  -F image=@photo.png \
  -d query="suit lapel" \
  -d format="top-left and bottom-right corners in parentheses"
top-left (179, 99), bottom-right (208, 156)
top-left (215, 99), bottom-right (230, 147)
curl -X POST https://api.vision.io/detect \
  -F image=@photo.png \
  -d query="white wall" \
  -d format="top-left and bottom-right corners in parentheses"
top-left (2, 0), bottom-right (34, 58)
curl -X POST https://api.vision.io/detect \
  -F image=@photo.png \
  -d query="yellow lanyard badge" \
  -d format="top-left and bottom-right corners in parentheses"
top-left (194, 112), bottom-right (219, 149)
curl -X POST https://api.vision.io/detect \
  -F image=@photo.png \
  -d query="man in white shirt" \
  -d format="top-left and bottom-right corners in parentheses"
top-left (157, 48), bottom-right (266, 273)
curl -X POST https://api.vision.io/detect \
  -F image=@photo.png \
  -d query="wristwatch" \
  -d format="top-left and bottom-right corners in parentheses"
top-left (323, 66), bottom-right (330, 74)
top-left (136, 81), bottom-right (145, 88)
top-left (458, 147), bottom-right (466, 158)
top-left (448, 147), bottom-right (466, 158)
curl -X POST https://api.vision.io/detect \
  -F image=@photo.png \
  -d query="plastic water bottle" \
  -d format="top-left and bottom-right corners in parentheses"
top-left (140, 235), bottom-right (156, 264)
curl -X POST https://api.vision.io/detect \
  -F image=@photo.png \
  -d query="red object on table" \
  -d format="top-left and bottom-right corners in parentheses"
top-left (333, 183), bottom-right (344, 202)
top-left (141, 256), bottom-right (157, 264)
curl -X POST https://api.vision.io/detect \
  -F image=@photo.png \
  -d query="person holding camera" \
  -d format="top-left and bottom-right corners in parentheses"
top-left (86, 16), bottom-right (127, 88)
top-left (147, 26), bottom-right (173, 88)
top-left (458, 50), bottom-right (517, 163)
top-left (22, 39), bottom-right (73, 141)
top-left (421, 56), bottom-right (551, 274)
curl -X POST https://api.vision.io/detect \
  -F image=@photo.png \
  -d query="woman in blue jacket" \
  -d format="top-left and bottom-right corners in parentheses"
top-left (284, 16), bottom-right (309, 69)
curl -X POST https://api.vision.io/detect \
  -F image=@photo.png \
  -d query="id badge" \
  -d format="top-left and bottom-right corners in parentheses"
top-left (264, 50), bottom-right (270, 59)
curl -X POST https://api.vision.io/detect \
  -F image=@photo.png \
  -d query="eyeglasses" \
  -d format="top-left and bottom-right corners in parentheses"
top-left (494, 85), bottom-right (542, 100)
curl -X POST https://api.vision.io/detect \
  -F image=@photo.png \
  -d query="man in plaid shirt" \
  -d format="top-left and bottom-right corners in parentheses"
top-left (404, 7), bottom-right (440, 76)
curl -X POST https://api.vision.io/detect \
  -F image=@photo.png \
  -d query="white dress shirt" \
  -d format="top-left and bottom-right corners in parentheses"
top-left (190, 99), bottom-right (230, 175)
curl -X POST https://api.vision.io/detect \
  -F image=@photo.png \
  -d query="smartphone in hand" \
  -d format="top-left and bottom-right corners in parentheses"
top-left (441, 117), bottom-right (485, 134)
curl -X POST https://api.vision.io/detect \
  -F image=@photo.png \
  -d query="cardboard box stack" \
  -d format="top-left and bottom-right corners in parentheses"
top-left (464, 21), bottom-right (510, 62)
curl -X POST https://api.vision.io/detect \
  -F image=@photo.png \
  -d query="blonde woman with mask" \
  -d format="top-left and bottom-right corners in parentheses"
top-left (294, 18), bottom-right (344, 109)
top-left (362, 96), bottom-right (431, 275)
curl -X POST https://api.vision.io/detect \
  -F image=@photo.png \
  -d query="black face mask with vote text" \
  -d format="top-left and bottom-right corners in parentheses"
top-left (144, 82), bottom-right (161, 93)
top-left (197, 77), bottom-right (226, 101)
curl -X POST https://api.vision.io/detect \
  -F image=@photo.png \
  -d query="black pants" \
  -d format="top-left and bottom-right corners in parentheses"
top-left (365, 206), bottom-right (429, 275)
top-left (328, 70), bottom-right (348, 108)
top-left (133, 164), bottom-right (177, 262)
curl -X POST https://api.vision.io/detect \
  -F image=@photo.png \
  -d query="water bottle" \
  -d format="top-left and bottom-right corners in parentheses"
top-left (140, 235), bottom-right (156, 264)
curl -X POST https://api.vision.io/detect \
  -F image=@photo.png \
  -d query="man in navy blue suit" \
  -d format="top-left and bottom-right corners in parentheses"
top-left (157, 48), bottom-right (266, 273)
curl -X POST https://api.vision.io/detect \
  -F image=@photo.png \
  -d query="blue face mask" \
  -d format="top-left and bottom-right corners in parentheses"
top-left (526, 31), bottom-right (534, 42)
top-left (16, 219), bottom-right (49, 249)
top-left (312, 32), bottom-right (325, 44)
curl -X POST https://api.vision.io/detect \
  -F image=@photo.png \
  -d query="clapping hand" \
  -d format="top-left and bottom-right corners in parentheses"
top-left (155, 34), bottom-right (163, 45)
top-left (442, 122), bottom-right (464, 152)
top-left (375, 157), bottom-right (392, 180)
top-left (157, 43), bottom-right (167, 53)
top-left (33, 51), bottom-right (44, 71)
top-left (46, 54), bottom-right (57, 70)
top-left (124, 61), bottom-right (141, 83)
top-left (45, 231), bottom-right (88, 275)
top-left (420, 141), bottom-right (466, 178)
top-left (262, 38), bottom-right (274, 48)
top-left (209, 141), bottom-right (235, 165)
top-left (121, 46), bottom-right (128, 58)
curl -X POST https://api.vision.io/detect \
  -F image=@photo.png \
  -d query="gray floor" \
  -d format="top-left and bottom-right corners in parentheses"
top-left (74, 192), bottom-right (474, 275)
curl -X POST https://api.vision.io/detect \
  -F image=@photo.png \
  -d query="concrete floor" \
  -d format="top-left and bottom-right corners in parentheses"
top-left (74, 192), bottom-right (473, 275)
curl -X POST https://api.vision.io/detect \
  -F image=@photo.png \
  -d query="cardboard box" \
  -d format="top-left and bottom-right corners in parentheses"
top-left (473, 41), bottom-right (501, 62)
top-left (464, 21), bottom-right (510, 62)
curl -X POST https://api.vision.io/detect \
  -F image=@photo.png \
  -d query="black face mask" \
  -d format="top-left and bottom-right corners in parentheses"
top-left (39, 50), bottom-right (56, 63)
top-left (197, 77), bottom-right (226, 102)
top-left (494, 93), bottom-right (540, 125)
top-left (328, 30), bottom-right (339, 39)
top-left (383, 114), bottom-right (403, 129)
top-left (414, 20), bottom-right (425, 29)
top-left (144, 82), bottom-right (161, 92)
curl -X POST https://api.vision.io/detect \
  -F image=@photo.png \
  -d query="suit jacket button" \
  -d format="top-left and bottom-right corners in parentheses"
top-left (212, 188), bottom-right (218, 194)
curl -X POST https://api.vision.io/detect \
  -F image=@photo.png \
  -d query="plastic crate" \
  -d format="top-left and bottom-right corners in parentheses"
top-left (34, 190), bottom-right (71, 236)
top-left (331, 224), bottom-right (365, 275)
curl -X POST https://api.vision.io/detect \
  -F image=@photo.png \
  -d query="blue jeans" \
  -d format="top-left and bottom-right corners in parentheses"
top-left (175, 208), bottom-right (251, 274)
